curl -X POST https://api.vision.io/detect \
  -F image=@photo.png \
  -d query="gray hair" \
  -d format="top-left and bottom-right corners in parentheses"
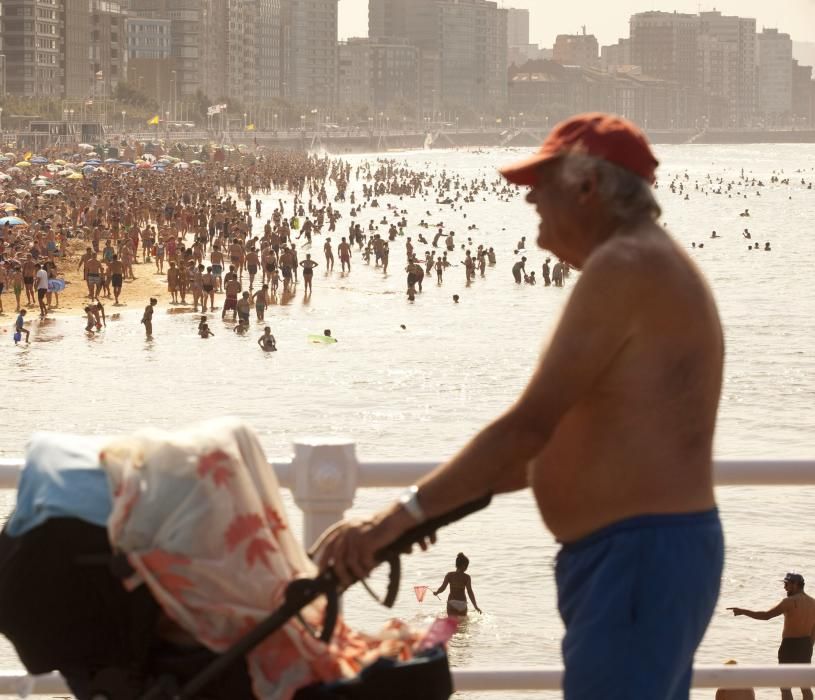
top-left (558, 153), bottom-right (661, 225)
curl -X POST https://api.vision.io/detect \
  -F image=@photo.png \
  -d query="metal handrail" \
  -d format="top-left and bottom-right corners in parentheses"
top-left (0, 665), bottom-right (814, 694)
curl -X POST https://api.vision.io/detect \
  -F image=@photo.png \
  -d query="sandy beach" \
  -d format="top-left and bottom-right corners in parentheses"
top-left (2, 237), bottom-right (168, 320)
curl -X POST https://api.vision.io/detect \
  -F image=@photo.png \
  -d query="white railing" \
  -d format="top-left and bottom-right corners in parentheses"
top-left (0, 442), bottom-right (814, 695)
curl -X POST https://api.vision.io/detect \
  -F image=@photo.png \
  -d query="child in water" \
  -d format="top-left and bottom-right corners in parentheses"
top-left (434, 553), bottom-right (482, 616)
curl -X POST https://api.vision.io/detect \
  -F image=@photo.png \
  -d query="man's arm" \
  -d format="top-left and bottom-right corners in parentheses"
top-left (405, 244), bottom-right (639, 520)
top-left (310, 246), bottom-right (641, 583)
top-left (729, 600), bottom-right (787, 620)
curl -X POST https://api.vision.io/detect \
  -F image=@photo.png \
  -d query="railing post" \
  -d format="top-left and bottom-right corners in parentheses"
top-left (291, 439), bottom-right (359, 550)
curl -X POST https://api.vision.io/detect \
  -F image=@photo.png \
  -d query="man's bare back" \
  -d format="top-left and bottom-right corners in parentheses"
top-left (782, 593), bottom-right (815, 639)
top-left (529, 222), bottom-right (723, 540)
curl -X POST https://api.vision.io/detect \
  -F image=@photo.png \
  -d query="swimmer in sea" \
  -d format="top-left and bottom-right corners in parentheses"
top-left (434, 553), bottom-right (481, 617)
top-left (258, 326), bottom-right (277, 351)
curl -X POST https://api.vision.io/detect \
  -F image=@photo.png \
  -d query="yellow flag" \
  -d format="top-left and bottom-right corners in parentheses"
top-left (245, 123), bottom-right (255, 131)
top-left (23, 152), bottom-right (32, 161)
top-left (148, 115), bottom-right (160, 126)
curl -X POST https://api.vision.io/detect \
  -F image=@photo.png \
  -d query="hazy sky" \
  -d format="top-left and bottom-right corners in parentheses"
top-left (338, 0), bottom-right (815, 46)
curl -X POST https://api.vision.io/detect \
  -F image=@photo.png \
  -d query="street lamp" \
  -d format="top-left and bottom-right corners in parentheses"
top-left (121, 111), bottom-right (126, 131)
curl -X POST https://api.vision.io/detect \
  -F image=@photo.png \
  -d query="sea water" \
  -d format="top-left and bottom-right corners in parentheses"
top-left (1, 145), bottom-right (814, 699)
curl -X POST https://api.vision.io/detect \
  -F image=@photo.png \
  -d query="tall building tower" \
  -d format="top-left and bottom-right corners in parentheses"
top-left (1, 0), bottom-right (63, 97)
top-left (129, 0), bottom-right (209, 100)
top-left (257, 0), bottom-right (282, 100)
top-left (89, 0), bottom-right (127, 100)
top-left (630, 11), bottom-right (699, 86)
top-left (698, 11), bottom-right (756, 127)
top-left (757, 28), bottom-right (793, 121)
top-left (282, 0), bottom-right (338, 108)
top-left (369, 0), bottom-right (506, 115)
top-left (64, 1), bottom-right (92, 99)
top-left (506, 7), bottom-right (529, 47)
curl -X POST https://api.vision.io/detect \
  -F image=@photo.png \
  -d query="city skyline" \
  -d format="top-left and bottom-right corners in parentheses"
top-left (339, 0), bottom-right (815, 46)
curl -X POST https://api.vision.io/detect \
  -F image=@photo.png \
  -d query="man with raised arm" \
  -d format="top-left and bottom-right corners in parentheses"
top-left (730, 573), bottom-right (815, 700)
top-left (311, 113), bottom-right (726, 700)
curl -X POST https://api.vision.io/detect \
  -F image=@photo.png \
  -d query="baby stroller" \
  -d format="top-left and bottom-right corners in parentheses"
top-left (0, 421), bottom-right (490, 700)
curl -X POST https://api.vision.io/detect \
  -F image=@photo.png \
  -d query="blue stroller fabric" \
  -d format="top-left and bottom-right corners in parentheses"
top-left (5, 432), bottom-right (111, 536)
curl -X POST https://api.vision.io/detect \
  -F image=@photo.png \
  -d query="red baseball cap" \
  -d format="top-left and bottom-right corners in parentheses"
top-left (499, 112), bottom-right (659, 186)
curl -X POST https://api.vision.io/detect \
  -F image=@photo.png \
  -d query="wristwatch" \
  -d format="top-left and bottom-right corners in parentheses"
top-left (398, 485), bottom-right (426, 524)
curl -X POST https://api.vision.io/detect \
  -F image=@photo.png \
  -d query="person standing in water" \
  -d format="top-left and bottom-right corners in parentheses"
top-left (434, 553), bottom-right (482, 616)
top-left (141, 298), bottom-right (156, 339)
top-left (729, 573), bottom-right (815, 700)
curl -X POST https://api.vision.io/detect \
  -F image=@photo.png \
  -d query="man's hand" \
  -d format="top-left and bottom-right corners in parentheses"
top-left (308, 505), bottom-right (416, 588)
top-left (727, 607), bottom-right (746, 616)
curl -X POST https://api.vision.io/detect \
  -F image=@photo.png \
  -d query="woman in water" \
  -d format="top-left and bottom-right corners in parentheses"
top-left (434, 553), bottom-right (481, 616)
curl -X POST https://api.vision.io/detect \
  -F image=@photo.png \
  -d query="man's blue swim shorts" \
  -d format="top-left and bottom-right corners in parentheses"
top-left (555, 509), bottom-right (724, 700)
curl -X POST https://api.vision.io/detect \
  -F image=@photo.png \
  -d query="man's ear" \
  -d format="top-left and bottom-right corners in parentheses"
top-left (579, 172), bottom-right (598, 200)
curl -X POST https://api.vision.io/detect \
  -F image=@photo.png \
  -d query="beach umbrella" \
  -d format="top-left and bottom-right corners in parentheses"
top-left (83, 165), bottom-right (97, 174)
top-left (45, 164), bottom-right (61, 172)
top-left (67, 172), bottom-right (84, 180)
top-left (0, 216), bottom-right (27, 227)
top-left (13, 189), bottom-right (30, 196)
top-left (104, 158), bottom-right (119, 163)
top-left (0, 173), bottom-right (12, 181)
top-left (30, 156), bottom-right (48, 164)
top-left (173, 162), bottom-right (190, 169)
top-left (118, 162), bottom-right (135, 167)
top-left (15, 162), bottom-right (31, 168)
top-left (58, 169), bottom-right (75, 176)
top-left (140, 153), bottom-right (157, 162)
top-left (86, 151), bottom-right (99, 157)
top-left (32, 180), bottom-right (49, 188)
top-left (85, 159), bottom-right (101, 165)
top-left (54, 159), bottom-right (67, 165)
top-left (190, 160), bottom-right (203, 165)
top-left (77, 143), bottom-right (93, 150)
top-left (4, 153), bottom-right (17, 158)
top-left (42, 189), bottom-right (62, 196)
top-left (1, 203), bottom-right (18, 211)
top-left (137, 162), bottom-right (152, 169)
top-left (6, 167), bottom-right (22, 175)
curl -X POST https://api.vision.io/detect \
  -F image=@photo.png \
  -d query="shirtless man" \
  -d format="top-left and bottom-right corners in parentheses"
top-left (310, 114), bottom-right (725, 700)
top-left (167, 262), bottom-right (179, 304)
top-left (201, 267), bottom-right (216, 312)
top-left (85, 254), bottom-right (103, 301)
top-left (338, 237), bottom-right (352, 273)
top-left (22, 255), bottom-right (37, 305)
top-left (109, 255), bottom-right (124, 305)
top-left (729, 573), bottom-right (815, 700)
top-left (229, 239), bottom-right (244, 280)
top-left (210, 245), bottom-right (224, 291)
top-left (300, 254), bottom-right (318, 294)
top-left (245, 249), bottom-right (260, 290)
top-left (222, 277), bottom-right (241, 321)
